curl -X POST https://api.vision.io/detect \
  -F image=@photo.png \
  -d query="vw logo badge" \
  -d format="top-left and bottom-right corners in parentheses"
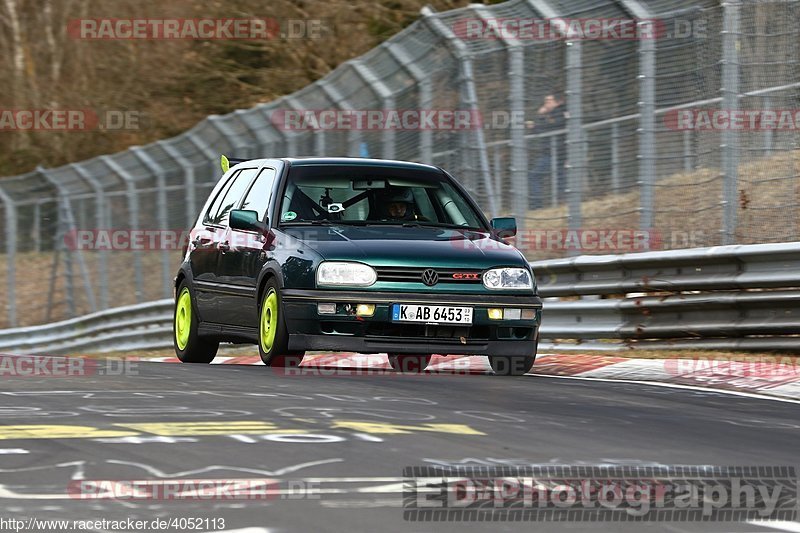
top-left (421, 269), bottom-right (439, 286)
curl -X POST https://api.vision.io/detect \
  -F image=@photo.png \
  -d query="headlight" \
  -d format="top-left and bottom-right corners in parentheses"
top-left (317, 261), bottom-right (377, 287)
top-left (483, 268), bottom-right (533, 290)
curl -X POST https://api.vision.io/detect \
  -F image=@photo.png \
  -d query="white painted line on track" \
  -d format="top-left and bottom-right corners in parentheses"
top-left (747, 521), bottom-right (800, 533)
top-left (0, 449), bottom-right (28, 455)
top-left (532, 373), bottom-right (800, 405)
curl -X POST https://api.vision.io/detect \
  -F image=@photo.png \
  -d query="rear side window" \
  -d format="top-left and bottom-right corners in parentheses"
top-left (203, 170), bottom-right (241, 226)
top-left (241, 167), bottom-right (277, 222)
top-left (204, 168), bottom-right (258, 226)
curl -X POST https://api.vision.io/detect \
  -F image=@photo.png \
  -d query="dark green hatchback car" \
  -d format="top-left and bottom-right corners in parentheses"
top-left (173, 157), bottom-right (542, 375)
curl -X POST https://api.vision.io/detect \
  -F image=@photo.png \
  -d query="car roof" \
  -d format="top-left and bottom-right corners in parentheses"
top-left (232, 157), bottom-right (442, 173)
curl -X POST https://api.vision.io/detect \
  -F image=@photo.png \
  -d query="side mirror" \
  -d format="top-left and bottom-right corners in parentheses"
top-left (490, 217), bottom-right (517, 238)
top-left (230, 209), bottom-right (268, 234)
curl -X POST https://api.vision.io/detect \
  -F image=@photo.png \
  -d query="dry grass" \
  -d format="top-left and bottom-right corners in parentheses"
top-left (520, 149), bottom-right (800, 259)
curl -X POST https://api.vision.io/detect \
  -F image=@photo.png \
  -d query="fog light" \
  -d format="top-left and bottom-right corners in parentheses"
top-left (521, 309), bottom-right (537, 320)
top-left (318, 303), bottom-right (336, 315)
top-left (488, 308), bottom-right (504, 320)
top-left (356, 303), bottom-right (375, 317)
top-left (503, 308), bottom-right (521, 320)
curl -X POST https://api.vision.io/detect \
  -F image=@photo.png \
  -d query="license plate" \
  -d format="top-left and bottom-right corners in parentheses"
top-left (391, 304), bottom-right (473, 325)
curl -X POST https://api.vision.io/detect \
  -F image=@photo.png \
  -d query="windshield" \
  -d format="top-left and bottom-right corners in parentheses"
top-left (278, 165), bottom-right (487, 230)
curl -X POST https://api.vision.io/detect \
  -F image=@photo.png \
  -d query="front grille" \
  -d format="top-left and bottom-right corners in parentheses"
top-left (375, 267), bottom-right (483, 284)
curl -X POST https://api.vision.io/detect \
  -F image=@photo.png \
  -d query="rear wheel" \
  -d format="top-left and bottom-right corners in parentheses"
top-left (173, 282), bottom-right (218, 363)
top-left (258, 280), bottom-right (304, 367)
top-left (387, 354), bottom-right (432, 373)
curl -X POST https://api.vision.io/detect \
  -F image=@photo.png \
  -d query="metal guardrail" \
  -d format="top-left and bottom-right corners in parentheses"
top-left (1, 242), bottom-right (798, 355)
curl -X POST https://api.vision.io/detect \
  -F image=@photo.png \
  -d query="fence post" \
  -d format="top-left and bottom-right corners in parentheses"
top-left (683, 129), bottom-right (693, 172)
top-left (565, 38), bottom-right (583, 239)
top-left (239, 106), bottom-right (285, 157)
top-left (721, 1), bottom-right (740, 245)
top-left (131, 146), bottom-right (173, 299)
top-left (638, 21), bottom-right (657, 245)
top-left (0, 186), bottom-right (17, 327)
top-left (473, 5), bottom-right (526, 219)
top-left (316, 81), bottom-right (361, 157)
top-left (420, 7), bottom-right (498, 217)
top-left (351, 60), bottom-right (397, 160)
top-left (383, 42), bottom-right (433, 164)
top-left (611, 122), bottom-right (620, 191)
top-left (100, 156), bottom-right (144, 303)
top-left (71, 163), bottom-right (109, 310)
top-left (38, 166), bottom-right (98, 317)
top-left (159, 140), bottom-right (198, 228)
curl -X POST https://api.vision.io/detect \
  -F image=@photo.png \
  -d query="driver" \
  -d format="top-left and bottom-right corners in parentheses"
top-left (383, 189), bottom-right (417, 221)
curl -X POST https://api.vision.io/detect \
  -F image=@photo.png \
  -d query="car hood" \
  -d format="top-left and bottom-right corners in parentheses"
top-left (281, 224), bottom-right (526, 269)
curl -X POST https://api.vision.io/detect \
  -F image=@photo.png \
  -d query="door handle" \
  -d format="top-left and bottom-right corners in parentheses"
top-left (192, 237), bottom-right (211, 246)
top-left (219, 241), bottom-right (231, 252)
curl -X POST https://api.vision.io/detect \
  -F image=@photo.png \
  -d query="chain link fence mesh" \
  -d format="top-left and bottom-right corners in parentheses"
top-left (1, 0), bottom-right (799, 327)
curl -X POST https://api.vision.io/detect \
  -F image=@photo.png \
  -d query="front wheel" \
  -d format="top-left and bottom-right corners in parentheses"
top-left (258, 280), bottom-right (304, 367)
top-left (173, 282), bottom-right (218, 363)
top-left (388, 354), bottom-right (431, 373)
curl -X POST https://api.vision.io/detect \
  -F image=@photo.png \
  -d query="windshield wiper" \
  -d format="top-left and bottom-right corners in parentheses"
top-left (400, 221), bottom-right (485, 231)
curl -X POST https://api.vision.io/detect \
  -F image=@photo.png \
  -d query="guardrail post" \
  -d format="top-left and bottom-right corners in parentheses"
top-left (421, 6), bottom-right (498, 218)
top-left (131, 146), bottom-right (173, 299)
top-left (351, 60), bottom-right (397, 160)
top-left (0, 185), bottom-right (17, 327)
top-left (383, 42), bottom-right (433, 164)
top-left (100, 156), bottom-right (144, 303)
top-left (721, 1), bottom-right (740, 245)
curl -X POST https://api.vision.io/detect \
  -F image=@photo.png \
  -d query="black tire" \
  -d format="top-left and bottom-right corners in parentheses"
top-left (173, 281), bottom-right (219, 363)
top-left (387, 354), bottom-right (432, 373)
top-left (257, 279), bottom-right (305, 367)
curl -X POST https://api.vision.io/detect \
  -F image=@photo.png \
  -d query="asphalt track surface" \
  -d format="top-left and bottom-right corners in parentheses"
top-left (0, 357), bottom-right (798, 533)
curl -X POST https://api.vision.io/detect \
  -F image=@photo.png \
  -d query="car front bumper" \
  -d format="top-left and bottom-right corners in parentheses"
top-left (282, 289), bottom-right (542, 356)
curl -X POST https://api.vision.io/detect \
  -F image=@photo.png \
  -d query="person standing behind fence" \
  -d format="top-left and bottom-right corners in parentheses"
top-left (527, 92), bottom-right (566, 209)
